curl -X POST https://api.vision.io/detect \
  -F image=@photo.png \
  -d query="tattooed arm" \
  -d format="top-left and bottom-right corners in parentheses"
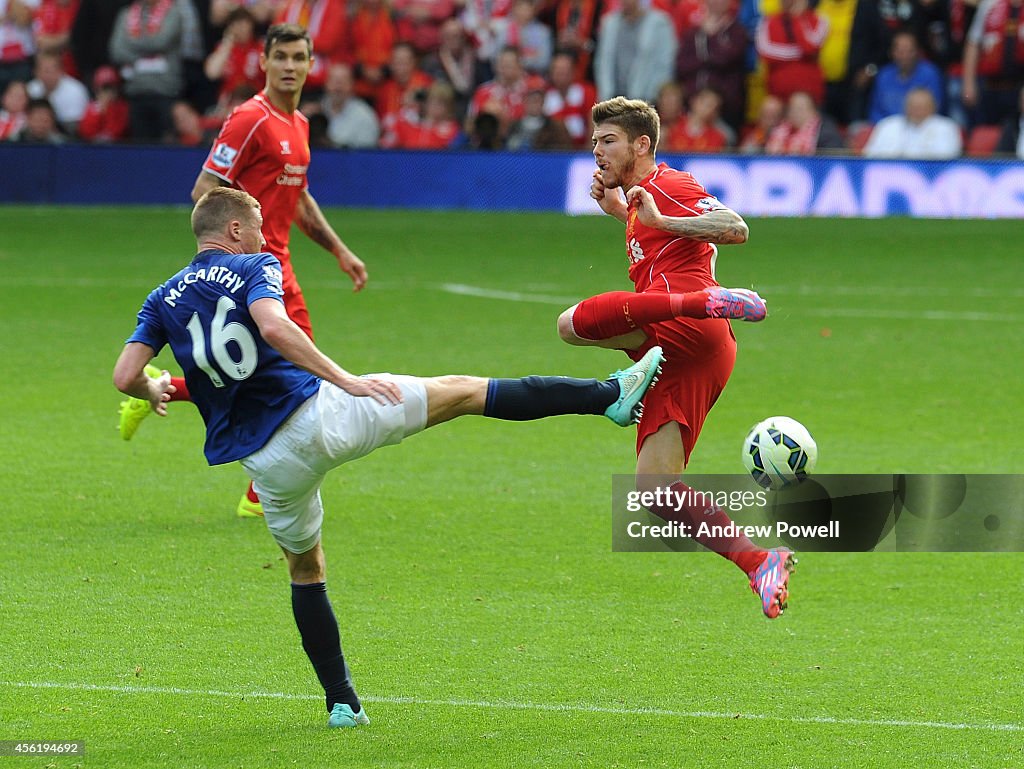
top-left (626, 187), bottom-right (749, 244)
top-left (296, 190), bottom-right (368, 291)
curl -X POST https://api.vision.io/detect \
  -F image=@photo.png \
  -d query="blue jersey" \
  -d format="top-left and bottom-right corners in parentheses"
top-left (127, 249), bottom-right (320, 465)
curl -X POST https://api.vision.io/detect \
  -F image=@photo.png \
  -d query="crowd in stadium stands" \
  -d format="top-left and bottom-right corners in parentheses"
top-left (2, 0), bottom-right (1024, 156)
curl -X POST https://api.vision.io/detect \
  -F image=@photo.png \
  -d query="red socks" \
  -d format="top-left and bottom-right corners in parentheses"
top-left (245, 481), bottom-right (260, 504)
top-left (570, 290), bottom-right (708, 340)
top-left (168, 376), bottom-right (191, 402)
top-left (647, 481), bottom-right (767, 575)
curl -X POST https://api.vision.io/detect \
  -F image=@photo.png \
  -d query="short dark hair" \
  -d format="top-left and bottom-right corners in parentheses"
top-left (264, 23), bottom-right (312, 57)
top-left (191, 187), bottom-right (261, 239)
top-left (592, 96), bottom-right (660, 154)
top-left (225, 6), bottom-right (255, 26)
top-left (26, 97), bottom-right (57, 117)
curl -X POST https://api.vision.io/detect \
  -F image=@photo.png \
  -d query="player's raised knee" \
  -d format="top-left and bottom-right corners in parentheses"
top-left (557, 306), bottom-right (585, 345)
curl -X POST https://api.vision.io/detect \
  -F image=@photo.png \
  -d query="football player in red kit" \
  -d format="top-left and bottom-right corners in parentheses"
top-left (119, 24), bottom-right (367, 518)
top-left (557, 96), bottom-right (795, 619)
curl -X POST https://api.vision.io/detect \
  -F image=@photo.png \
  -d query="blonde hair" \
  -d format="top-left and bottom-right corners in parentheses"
top-left (191, 187), bottom-right (261, 239)
top-left (592, 96), bottom-right (661, 154)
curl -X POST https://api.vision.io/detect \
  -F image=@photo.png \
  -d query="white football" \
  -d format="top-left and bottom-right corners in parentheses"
top-left (742, 416), bottom-right (818, 490)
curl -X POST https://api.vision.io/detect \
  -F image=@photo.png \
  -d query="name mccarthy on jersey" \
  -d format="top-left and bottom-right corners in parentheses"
top-left (163, 266), bottom-right (247, 307)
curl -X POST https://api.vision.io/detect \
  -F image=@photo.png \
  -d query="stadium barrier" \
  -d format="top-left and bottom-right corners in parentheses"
top-left (2, 144), bottom-right (1022, 218)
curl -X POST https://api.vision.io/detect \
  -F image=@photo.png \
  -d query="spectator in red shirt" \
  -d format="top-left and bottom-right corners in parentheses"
top-left (0, 78), bottom-right (27, 139)
top-left (169, 98), bottom-right (216, 144)
top-left (765, 90), bottom-right (844, 154)
top-left (738, 93), bottom-right (784, 153)
top-left (274, 0), bottom-right (349, 90)
top-left (653, 80), bottom-right (684, 138)
top-left (351, 0), bottom-right (396, 97)
top-left (467, 44), bottom-right (542, 136)
top-left (670, 0), bottom-right (702, 39)
top-left (77, 64), bottom-right (130, 141)
top-left (381, 80), bottom-right (461, 147)
top-left (33, 0), bottom-right (79, 75)
top-left (542, 49), bottom-right (594, 146)
top-left (392, 0), bottom-right (455, 55)
top-left (204, 7), bottom-right (264, 109)
top-left (376, 40), bottom-right (433, 121)
top-left (962, 0), bottom-right (1024, 125)
top-left (755, 0), bottom-right (829, 105)
top-left (663, 85), bottom-right (730, 152)
top-left (551, 0), bottom-right (597, 80)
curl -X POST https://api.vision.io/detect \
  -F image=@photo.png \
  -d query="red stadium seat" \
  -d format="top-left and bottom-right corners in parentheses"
top-left (848, 124), bottom-right (873, 154)
top-left (966, 125), bottom-right (1002, 157)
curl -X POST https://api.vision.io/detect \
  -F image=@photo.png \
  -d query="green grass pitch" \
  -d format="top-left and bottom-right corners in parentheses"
top-left (1, 207), bottom-right (1021, 768)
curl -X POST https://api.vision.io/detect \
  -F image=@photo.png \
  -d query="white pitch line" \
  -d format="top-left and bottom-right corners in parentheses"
top-left (435, 284), bottom-right (1013, 322)
top-left (437, 283), bottom-right (580, 306)
top-left (755, 285), bottom-right (1024, 299)
top-left (4, 681), bottom-right (1021, 733)
top-left (796, 308), bottom-right (1021, 322)
top-left (0, 275), bottom-right (1017, 322)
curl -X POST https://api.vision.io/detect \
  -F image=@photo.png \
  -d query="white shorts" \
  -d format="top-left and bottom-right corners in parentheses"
top-left (240, 376), bottom-right (428, 554)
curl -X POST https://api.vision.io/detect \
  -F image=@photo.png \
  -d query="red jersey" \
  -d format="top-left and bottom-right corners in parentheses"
top-left (274, 0), bottom-right (349, 88)
top-left (217, 39), bottom-right (264, 100)
top-left (468, 74), bottom-right (546, 124)
top-left (375, 70), bottom-right (433, 120)
top-left (77, 98), bottom-right (130, 141)
top-left (542, 81), bottom-right (595, 146)
top-left (663, 118), bottom-right (728, 153)
top-left (625, 163), bottom-right (725, 293)
top-left (972, 0), bottom-right (1024, 76)
top-left (755, 10), bottom-right (829, 103)
top-left (381, 113), bottom-right (459, 148)
top-left (34, 0), bottom-right (79, 74)
top-left (203, 93), bottom-right (310, 262)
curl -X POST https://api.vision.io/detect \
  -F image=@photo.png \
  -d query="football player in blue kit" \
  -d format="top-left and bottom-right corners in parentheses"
top-left (113, 187), bottom-right (664, 729)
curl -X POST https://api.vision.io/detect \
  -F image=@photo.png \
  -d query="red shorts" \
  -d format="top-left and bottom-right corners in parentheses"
top-left (625, 310), bottom-right (736, 464)
top-left (281, 259), bottom-right (314, 341)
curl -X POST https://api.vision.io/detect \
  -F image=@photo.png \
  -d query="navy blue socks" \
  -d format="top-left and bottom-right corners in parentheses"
top-left (483, 376), bottom-right (619, 420)
top-left (291, 582), bottom-right (361, 714)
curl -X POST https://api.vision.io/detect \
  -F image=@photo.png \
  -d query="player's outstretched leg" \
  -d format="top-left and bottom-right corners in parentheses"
top-left (118, 369), bottom-right (192, 440)
top-left (603, 346), bottom-right (664, 426)
top-left (748, 547), bottom-right (796, 619)
top-left (636, 422), bottom-right (797, 618)
top-left (558, 288), bottom-right (767, 347)
top-left (423, 346), bottom-right (664, 427)
top-left (703, 287), bottom-right (767, 322)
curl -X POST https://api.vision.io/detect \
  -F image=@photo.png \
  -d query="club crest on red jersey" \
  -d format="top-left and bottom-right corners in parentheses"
top-left (210, 142), bottom-right (238, 168)
top-left (695, 196), bottom-right (724, 211)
